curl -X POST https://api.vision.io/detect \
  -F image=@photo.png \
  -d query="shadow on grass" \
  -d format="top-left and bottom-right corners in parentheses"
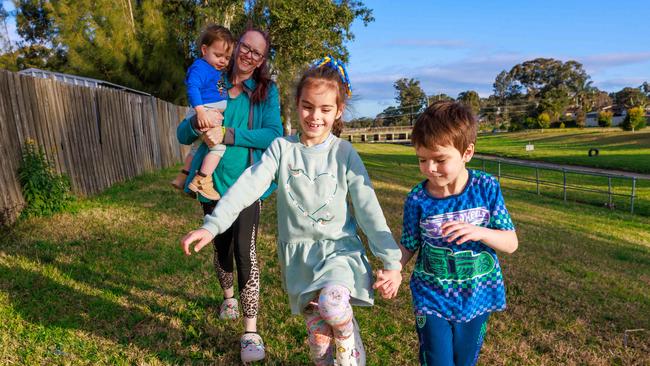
top-left (0, 167), bottom-right (249, 363)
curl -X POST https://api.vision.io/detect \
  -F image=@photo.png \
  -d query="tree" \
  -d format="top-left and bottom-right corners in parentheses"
top-left (613, 87), bottom-right (647, 109)
top-left (457, 90), bottom-right (480, 115)
top-left (642, 81), bottom-right (650, 97)
top-left (394, 77), bottom-right (426, 107)
top-left (493, 70), bottom-right (519, 99)
top-left (506, 58), bottom-right (589, 101)
top-left (598, 110), bottom-right (613, 127)
top-left (375, 107), bottom-right (403, 127)
top-left (536, 112), bottom-right (551, 129)
top-left (10, 0), bottom-right (67, 71)
top-left (427, 93), bottom-right (453, 105)
top-left (539, 85), bottom-right (571, 121)
top-left (346, 117), bottom-right (373, 128)
top-left (248, 0), bottom-right (374, 133)
top-left (620, 107), bottom-right (647, 131)
top-left (592, 90), bottom-right (613, 111)
top-left (388, 77), bottom-right (426, 125)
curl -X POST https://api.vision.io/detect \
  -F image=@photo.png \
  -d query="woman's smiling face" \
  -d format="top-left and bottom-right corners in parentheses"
top-left (235, 31), bottom-right (266, 75)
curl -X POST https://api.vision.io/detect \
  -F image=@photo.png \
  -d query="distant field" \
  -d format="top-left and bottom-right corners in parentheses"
top-left (476, 129), bottom-right (650, 174)
top-left (0, 144), bottom-right (648, 365)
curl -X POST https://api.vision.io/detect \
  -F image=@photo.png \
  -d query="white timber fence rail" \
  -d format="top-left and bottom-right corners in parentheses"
top-left (0, 69), bottom-right (189, 225)
top-left (473, 156), bottom-right (646, 215)
top-left (340, 126), bottom-right (413, 143)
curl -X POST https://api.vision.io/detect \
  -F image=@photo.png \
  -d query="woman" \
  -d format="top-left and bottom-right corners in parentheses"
top-left (176, 28), bottom-right (283, 363)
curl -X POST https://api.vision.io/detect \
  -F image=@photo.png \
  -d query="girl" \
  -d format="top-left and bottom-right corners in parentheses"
top-left (181, 56), bottom-right (402, 366)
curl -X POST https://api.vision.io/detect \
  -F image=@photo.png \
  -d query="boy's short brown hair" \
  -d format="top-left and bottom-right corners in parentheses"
top-left (198, 24), bottom-right (235, 53)
top-left (411, 101), bottom-right (478, 153)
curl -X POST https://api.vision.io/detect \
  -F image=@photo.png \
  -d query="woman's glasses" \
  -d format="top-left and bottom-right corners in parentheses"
top-left (239, 42), bottom-right (264, 61)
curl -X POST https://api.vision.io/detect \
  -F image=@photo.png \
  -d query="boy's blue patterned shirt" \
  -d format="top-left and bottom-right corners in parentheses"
top-left (401, 169), bottom-right (515, 323)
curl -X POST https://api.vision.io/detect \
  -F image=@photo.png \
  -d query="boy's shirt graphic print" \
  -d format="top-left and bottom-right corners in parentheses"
top-left (401, 170), bottom-right (515, 323)
top-left (419, 208), bottom-right (495, 282)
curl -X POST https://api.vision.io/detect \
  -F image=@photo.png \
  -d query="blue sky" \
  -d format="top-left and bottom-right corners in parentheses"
top-left (345, 0), bottom-right (650, 118)
top-left (3, 1), bottom-right (650, 118)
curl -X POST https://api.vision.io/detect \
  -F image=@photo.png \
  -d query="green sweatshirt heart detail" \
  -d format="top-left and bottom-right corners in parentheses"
top-left (286, 167), bottom-right (338, 225)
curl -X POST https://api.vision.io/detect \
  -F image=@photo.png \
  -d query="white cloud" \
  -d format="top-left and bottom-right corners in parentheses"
top-left (581, 52), bottom-right (650, 69)
top-left (594, 77), bottom-right (648, 91)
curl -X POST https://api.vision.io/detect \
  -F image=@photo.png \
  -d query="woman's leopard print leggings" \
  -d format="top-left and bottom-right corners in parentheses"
top-left (202, 200), bottom-right (261, 318)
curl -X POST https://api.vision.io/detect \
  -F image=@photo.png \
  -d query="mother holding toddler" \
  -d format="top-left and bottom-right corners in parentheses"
top-left (176, 28), bottom-right (283, 363)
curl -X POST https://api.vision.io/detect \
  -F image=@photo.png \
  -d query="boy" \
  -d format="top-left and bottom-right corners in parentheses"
top-left (394, 101), bottom-right (518, 365)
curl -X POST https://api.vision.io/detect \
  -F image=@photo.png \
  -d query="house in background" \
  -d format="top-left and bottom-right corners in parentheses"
top-left (585, 105), bottom-right (626, 127)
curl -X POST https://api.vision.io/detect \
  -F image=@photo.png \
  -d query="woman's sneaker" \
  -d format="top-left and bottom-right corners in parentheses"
top-left (240, 333), bottom-right (265, 363)
top-left (219, 298), bottom-right (239, 320)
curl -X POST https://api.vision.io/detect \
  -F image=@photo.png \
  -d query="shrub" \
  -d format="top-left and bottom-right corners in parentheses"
top-left (620, 107), bottom-right (647, 131)
top-left (537, 112), bottom-right (551, 129)
top-left (524, 116), bottom-right (537, 129)
top-left (598, 110), bottom-right (613, 127)
top-left (17, 139), bottom-right (74, 218)
top-left (560, 122), bottom-right (565, 129)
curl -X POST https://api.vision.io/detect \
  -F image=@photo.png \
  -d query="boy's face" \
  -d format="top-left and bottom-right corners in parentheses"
top-left (201, 40), bottom-right (231, 70)
top-left (415, 143), bottom-right (474, 190)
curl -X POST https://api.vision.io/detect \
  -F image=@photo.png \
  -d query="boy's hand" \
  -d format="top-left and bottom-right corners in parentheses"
top-left (181, 229), bottom-right (215, 255)
top-left (196, 107), bottom-right (210, 129)
top-left (373, 269), bottom-right (402, 299)
top-left (441, 221), bottom-right (486, 245)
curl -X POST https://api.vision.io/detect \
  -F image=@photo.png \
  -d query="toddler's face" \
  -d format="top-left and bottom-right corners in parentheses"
top-left (201, 40), bottom-right (231, 70)
top-left (416, 143), bottom-right (473, 190)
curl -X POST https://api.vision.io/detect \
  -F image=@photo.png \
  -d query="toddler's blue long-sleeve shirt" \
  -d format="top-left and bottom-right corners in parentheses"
top-left (185, 58), bottom-right (227, 107)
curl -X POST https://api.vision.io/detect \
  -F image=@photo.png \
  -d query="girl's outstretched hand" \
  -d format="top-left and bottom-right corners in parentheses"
top-left (373, 269), bottom-right (402, 299)
top-left (181, 229), bottom-right (215, 255)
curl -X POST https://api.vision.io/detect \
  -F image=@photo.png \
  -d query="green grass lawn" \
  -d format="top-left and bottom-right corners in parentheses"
top-left (1, 144), bottom-right (649, 365)
top-left (476, 128), bottom-right (650, 174)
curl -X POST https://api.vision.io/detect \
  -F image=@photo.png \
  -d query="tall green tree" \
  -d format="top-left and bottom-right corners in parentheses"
top-left (376, 106), bottom-right (401, 126)
top-left (246, 0), bottom-right (373, 132)
top-left (506, 58), bottom-right (589, 101)
top-left (539, 85), bottom-right (571, 121)
top-left (428, 93), bottom-right (453, 104)
top-left (391, 77), bottom-right (426, 125)
top-left (457, 90), bottom-right (480, 115)
top-left (11, 0), bottom-right (66, 70)
top-left (10, 0), bottom-right (243, 103)
top-left (642, 81), bottom-right (650, 97)
top-left (613, 87), bottom-right (647, 109)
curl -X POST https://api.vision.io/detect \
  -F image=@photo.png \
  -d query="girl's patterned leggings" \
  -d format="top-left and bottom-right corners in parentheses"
top-left (302, 284), bottom-right (354, 365)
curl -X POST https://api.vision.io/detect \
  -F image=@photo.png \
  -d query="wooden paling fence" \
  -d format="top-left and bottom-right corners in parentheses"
top-left (0, 70), bottom-right (188, 225)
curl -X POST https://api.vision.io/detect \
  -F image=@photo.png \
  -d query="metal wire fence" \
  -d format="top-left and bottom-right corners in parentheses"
top-left (469, 157), bottom-right (649, 215)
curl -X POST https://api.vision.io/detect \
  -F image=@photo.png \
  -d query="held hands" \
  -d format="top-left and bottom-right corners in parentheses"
top-left (440, 221), bottom-right (486, 245)
top-left (373, 269), bottom-right (402, 299)
top-left (180, 228), bottom-right (215, 255)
